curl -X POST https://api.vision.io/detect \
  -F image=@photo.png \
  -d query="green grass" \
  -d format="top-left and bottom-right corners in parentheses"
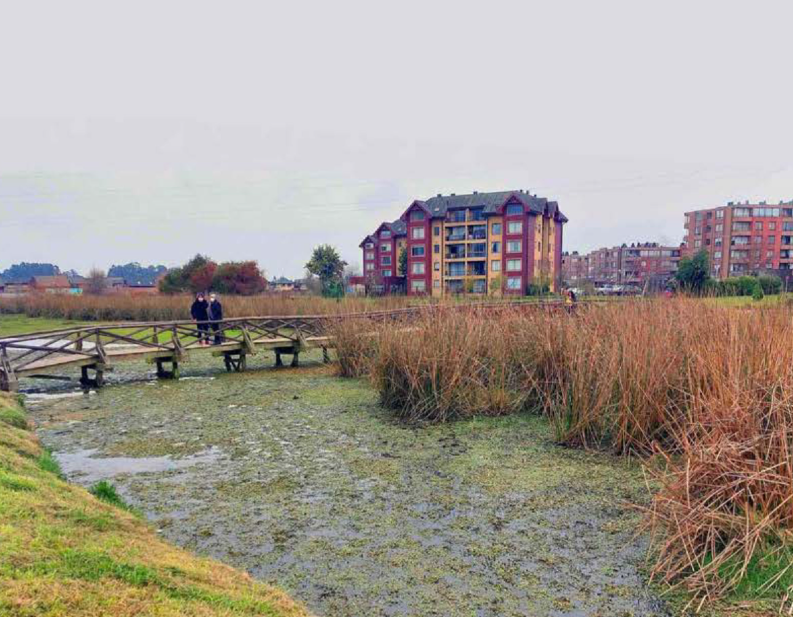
top-left (705, 294), bottom-right (785, 307)
top-left (0, 314), bottom-right (89, 337)
top-left (0, 392), bottom-right (312, 617)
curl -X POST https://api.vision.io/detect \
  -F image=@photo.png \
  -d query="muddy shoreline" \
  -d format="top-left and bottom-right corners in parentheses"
top-left (24, 352), bottom-right (668, 617)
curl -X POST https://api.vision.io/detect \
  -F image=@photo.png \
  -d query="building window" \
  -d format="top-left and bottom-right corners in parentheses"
top-left (715, 224), bottom-right (723, 233)
top-left (382, 270), bottom-right (392, 277)
top-left (506, 259), bottom-right (521, 272)
top-left (365, 252), bottom-right (374, 260)
top-left (411, 262), bottom-right (425, 275)
top-left (434, 261), bottom-right (440, 271)
top-left (433, 226), bottom-right (440, 236)
top-left (381, 243), bottom-right (391, 252)
top-left (365, 242), bottom-right (374, 249)
top-left (491, 222), bottom-right (502, 235)
top-left (507, 240), bottom-right (522, 253)
top-left (714, 251), bottom-right (722, 259)
top-left (410, 210), bottom-right (426, 222)
top-left (365, 263), bottom-right (374, 271)
top-left (411, 280), bottom-right (426, 292)
top-left (411, 227), bottom-right (425, 240)
top-left (754, 235), bottom-right (763, 244)
top-left (491, 260), bottom-right (501, 272)
top-left (506, 204), bottom-right (522, 216)
top-left (755, 221), bottom-right (764, 231)
top-left (769, 222), bottom-right (777, 231)
top-left (507, 221), bottom-right (523, 234)
top-left (768, 236), bottom-right (776, 244)
top-left (434, 244), bottom-right (440, 254)
top-left (381, 230), bottom-right (392, 238)
top-left (381, 256), bottom-right (392, 266)
top-left (716, 209), bottom-right (724, 219)
top-left (506, 276), bottom-right (522, 290)
top-left (433, 280), bottom-right (440, 288)
top-left (411, 246), bottom-right (425, 257)
top-left (491, 241), bottom-right (501, 254)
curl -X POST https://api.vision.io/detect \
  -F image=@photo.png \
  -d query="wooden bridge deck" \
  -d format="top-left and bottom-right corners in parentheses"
top-left (0, 301), bottom-right (566, 392)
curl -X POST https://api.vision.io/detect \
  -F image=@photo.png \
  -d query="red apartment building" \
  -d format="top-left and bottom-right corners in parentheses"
top-left (562, 243), bottom-right (682, 289)
top-left (359, 190), bottom-right (567, 296)
top-left (683, 200), bottom-right (793, 278)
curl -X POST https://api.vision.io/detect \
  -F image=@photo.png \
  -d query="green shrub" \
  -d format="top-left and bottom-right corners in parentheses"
top-left (89, 481), bottom-right (132, 511)
top-left (752, 285), bottom-right (764, 301)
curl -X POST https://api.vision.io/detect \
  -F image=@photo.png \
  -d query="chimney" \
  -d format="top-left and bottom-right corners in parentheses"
top-left (436, 193), bottom-right (442, 198)
top-left (450, 193), bottom-right (456, 196)
top-left (473, 191), bottom-right (478, 195)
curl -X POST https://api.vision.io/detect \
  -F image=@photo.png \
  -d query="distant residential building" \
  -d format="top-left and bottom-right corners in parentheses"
top-left (683, 200), bottom-right (793, 278)
top-left (270, 276), bottom-right (296, 292)
top-left (564, 243), bottom-right (682, 289)
top-left (30, 275), bottom-right (75, 294)
top-left (561, 251), bottom-right (590, 286)
top-left (359, 190), bottom-right (567, 296)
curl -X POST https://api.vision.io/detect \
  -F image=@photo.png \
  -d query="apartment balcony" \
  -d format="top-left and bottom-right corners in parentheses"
top-left (468, 225), bottom-right (487, 240)
top-left (446, 231), bottom-right (467, 242)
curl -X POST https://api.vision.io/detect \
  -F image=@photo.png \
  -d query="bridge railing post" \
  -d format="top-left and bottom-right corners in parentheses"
top-left (0, 345), bottom-right (18, 393)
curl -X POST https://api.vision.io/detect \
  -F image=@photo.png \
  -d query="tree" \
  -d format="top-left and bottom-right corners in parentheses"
top-left (85, 268), bottom-right (108, 295)
top-left (398, 248), bottom-right (408, 277)
top-left (1, 262), bottom-right (60, 282)
top-left (675, 250), bottom-right (711, 294)
top-left (305, 245), bottom-right (347, 297)
top-left (211, 261), bottom-right (267, 295)
top-left (159, 254), bottom-right (216, 294)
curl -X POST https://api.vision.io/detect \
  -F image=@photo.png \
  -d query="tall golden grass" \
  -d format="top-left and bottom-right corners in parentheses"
top-left (0, 293), bottom-right (414, 322)
top-left (333, 299), bottom-right (793, 601)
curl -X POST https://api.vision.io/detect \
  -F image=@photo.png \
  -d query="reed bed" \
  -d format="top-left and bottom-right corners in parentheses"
top-left (334, 299), bottom-right (793, 602)
top-left (0, 293), bottom-right (413, 322)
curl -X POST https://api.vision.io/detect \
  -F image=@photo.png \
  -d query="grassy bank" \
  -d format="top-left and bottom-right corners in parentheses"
top-left (0, 393), bottom-right (312, 617)
top-left (332, 299), bottom-right (793, 607)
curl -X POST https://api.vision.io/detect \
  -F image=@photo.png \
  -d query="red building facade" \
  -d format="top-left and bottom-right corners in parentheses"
top-left (358, 190), bottom-right (567, 297)
top-left (683, 201), bottom-right (793, 278)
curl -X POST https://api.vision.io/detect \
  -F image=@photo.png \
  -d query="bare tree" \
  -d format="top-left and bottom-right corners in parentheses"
top-left (86, 268), bottom-right (108, 295)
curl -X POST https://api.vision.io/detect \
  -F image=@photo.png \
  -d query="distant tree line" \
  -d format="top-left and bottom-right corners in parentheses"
top-left (1, 262), bottom-right (60, 282)
top-left (108, 262), bottom-right (167, 285)
top-left (158, 255), bottom-right (268, 295)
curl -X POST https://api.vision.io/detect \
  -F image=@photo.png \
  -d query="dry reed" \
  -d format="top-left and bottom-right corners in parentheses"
top-left (333, 299), bottom-right (793, 602)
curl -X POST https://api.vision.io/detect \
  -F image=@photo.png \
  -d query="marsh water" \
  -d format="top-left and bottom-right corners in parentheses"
top-left (24, 351), bottom-right (668, 617)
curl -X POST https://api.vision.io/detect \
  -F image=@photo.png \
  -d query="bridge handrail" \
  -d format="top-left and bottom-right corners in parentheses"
top-left (0, 299), bottom-right (567, 344)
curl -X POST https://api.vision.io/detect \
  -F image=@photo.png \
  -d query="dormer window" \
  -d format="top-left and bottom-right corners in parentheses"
top-left (365, 242), bottom-right (374, 249)
top-left (506, 204), bottom-right (522, 216)
top-left (381, 230), bottom-right (391, 238)
top-left (410, 210), bottom-right (426, 222)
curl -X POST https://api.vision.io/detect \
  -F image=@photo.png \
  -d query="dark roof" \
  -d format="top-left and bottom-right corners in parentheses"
top-left (389, 219), bottom-right (407, 235)
top-left (272, 276), bottom-right (294, 285)
top-left (32, 275), bottom-right (71, 287)
top-left (422, 190), bottom-right (567, 221)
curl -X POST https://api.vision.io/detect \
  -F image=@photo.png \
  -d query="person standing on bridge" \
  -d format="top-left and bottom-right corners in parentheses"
top-left (191, 292), bottom-right (210, 346)
top-left (209, 292), bottom-right (223, 345)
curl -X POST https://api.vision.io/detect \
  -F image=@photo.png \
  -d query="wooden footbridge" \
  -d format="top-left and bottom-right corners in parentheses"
top-left (0, 301), bottom-right (568, 392)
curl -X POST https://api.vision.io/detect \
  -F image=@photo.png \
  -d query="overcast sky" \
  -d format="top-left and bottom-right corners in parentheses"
top-left (2, 0), bottom-right (792, 278)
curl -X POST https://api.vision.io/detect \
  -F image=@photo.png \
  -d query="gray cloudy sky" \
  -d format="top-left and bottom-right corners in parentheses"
top-left (2, 0), bottom-right (792, 278)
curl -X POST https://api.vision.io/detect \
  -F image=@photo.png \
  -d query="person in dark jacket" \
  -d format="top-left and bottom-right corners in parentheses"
top-left (190, 292), bottom-right (210, 345)
top-left (208, 292), bottom-right (223, 345)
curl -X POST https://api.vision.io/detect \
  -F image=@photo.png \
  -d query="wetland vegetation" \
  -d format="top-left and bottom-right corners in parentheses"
top-left (23, 351), bottom-right (666, 617)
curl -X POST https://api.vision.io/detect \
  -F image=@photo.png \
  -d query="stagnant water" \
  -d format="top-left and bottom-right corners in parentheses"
top-left (24, 351), bottom-right (669, 617)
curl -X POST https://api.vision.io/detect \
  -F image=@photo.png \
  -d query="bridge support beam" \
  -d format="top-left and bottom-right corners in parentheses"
top-left (275, 347), bottom-right (300, 368)
top-left (222, 352), bottom-right (247, 372)
top-left (80, 364), bottom-right (106, 389)
top-left (155, 358), bottom-right (180, 380)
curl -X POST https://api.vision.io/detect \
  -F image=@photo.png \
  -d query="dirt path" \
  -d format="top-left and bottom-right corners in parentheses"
top-left (26, 355), bottom-right (668, 617)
